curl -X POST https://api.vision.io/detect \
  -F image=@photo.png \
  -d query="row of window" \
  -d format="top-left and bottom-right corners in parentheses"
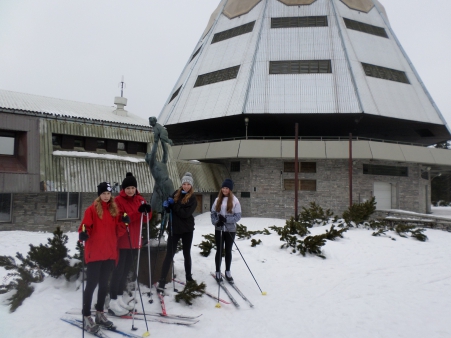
top-left (0, 192), bottom-right (80, 223)
top-left (232, 161), bottom-right (408, 177)
top-left (52, 134), bottom-right (147, 154)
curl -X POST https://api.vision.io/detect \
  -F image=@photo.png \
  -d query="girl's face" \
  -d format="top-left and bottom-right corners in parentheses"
top-left (221, 187), bottom-right (230, 196)
top-left (182, 183), bottom-right (192, 193)
top-left (100, 191), bottom-right (111, 203)
top-left (124, 186), bottom-right (136, 197)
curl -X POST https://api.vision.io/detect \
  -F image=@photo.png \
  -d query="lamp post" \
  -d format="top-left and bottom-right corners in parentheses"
top-left (244, 117), bottom-right (249, 140)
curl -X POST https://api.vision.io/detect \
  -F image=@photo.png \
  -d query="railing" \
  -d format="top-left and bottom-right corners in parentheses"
top-left (174, 135), bottom-right (433, 147)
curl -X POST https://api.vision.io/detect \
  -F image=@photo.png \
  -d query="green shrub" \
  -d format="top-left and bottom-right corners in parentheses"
top-left (299, 202), bottom-right (335, 227)
top-left (342, 197), bottom-right (376, 226)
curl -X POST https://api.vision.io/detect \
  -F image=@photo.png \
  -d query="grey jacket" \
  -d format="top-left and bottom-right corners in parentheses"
top-left (210, 195), bottom-right (242, 232)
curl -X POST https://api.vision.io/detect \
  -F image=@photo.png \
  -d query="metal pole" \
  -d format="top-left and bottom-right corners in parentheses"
top-left (349, 133), bottom-right (353, 208)
top-left (295, 123), bottom-right (299, 220)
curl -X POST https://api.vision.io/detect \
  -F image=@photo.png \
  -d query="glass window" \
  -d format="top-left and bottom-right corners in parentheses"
top-left (0, 136), bottom-right (15, 155)
top-left (231, 161), bottom-right (241, 172)
top-left (56, 192), bottom-right (80, 220)
top-left (0, 193), bottom-right (12, 222)
top-left (118, 142), bottom-right (126, 151)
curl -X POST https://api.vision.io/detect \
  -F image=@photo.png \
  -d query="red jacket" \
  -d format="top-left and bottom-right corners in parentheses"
top-left (78, 200), bottom-right (126, 264)
top-left (115, 190), bottom-right (151, 249)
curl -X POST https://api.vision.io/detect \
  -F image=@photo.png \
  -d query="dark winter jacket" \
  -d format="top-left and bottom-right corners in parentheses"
top-left (115, 189), bottom-right (151, 249)
top-left (169, 190), bottom-right (197, 235)
top-left (78, 201), bottom-right (126, 264)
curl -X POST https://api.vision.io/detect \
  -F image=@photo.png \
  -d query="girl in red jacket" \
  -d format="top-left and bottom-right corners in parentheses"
top-left (78, 182), bottom-right (127, 334)
top-left (109, 172), bottom-right (151, 315)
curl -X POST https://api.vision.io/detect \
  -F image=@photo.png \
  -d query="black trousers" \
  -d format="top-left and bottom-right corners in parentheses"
top-left (160, 231), bottom-right (193, 281)
top-left (215, 230), bottom-right (236, 272)
top-left (82, 259), bottom-right (114, 316)
top-left (109, 249), bottom-right (136, 299)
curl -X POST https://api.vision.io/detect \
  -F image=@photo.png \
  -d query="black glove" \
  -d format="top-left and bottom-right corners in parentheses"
top-left (79, 231), bottom-right (89, 242)
top-left (216, 220), bottom-right (224, 227)
top-left (219, 214), bottom-right (227, 224)
top-left (138, 204), bottom-right (151, 213)
top-left (122, 214), bottom-right (131, 224)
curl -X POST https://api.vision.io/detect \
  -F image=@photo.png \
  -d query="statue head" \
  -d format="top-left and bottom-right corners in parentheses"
top-left (149, 116), bottom-right (157, 127)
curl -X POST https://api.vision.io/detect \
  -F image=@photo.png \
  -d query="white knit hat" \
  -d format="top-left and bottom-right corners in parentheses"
top-left (181, 172), bottom-right (194, 186)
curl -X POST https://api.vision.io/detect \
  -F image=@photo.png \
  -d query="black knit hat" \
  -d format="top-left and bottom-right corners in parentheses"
top-left (122, 172), bottom-right (137, 189)
top-left (97, 182), bottom-right (112, 196)
top-left (221, 178), bottom-right (234, 191)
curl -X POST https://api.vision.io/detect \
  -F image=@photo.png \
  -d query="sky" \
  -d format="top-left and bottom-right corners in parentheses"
top-left (1, 210), bottom-right (451, 337)
top-left (0, 0), bottom-right (450, 126)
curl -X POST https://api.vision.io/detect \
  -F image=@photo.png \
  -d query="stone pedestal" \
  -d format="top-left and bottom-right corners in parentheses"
top-left (138, 238), bottom-right (172, 287)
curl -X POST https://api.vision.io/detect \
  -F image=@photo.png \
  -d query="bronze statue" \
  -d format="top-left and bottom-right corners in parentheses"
top-left (145, 117), bottom-right (174, 216)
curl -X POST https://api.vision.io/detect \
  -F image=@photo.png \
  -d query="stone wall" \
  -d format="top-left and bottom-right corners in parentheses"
top-left (1, 192), bottom-right (152, 232)
top-left (220, 158), bottom-right (425, 219)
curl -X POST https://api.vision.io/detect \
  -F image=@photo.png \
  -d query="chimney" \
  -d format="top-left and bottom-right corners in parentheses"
top-left (113, 96), bottom-right (128, 116)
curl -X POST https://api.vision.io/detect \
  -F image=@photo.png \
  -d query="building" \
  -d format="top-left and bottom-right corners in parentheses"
top-left (158, 0), bottom-right (451, 218)
top-left (0, 90), bottom-right (226, 231)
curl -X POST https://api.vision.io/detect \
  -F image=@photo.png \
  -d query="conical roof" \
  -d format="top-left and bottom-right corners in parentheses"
top-left (158, 0), bottom-right (450, 145)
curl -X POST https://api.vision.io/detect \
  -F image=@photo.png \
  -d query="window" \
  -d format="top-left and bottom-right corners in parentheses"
top-left (231, 161), bottom-right (241, 172)
top-left (270, 60), bottom-right (332, 74)
top-left (169, 86), bottom-right (182, 103)
top-left (190, 46), bottom-right (202, 63)
top-left (0, 130), bottom-right (27, 172)
top-left (363, 164), bottom-right (408, 177)
top-left (343, 18), bottom-right (388, 38)
top-left (194, 65), bottom-right (240, 87)
top-left (361, 63), bottom-right (410, 84)
top-left (0, 133), bottom-right (15, 155)
top-left (56, 192), bottom-right (80, 220)
top-left (284, 179), bottom-right (317, 191)
top-left (271, 16), bottom-right (328, 29)
top-left (284, 162), bottom-right (316, 173)
top-left (241, 192), bottom-right (251, 198)
top-left (74, 136), bottom-right (85, 148)
top-left (0, 193), bottom-right (12, 222)
top-left (52, 135), bottom-right (62, 146)
top-left (212, 21), bottom-right (255, 44)
top-left (117, 142), bottom-right (126, 151)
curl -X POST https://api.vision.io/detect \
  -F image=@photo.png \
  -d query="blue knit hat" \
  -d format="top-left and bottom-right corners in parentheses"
top-left (221, 178), bottom-right (234, 190)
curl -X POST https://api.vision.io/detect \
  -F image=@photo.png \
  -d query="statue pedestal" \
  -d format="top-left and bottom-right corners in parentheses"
top-left (138, 238), bottom-right (172, 287)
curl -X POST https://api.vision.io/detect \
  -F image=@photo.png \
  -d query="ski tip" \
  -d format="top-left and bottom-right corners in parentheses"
top-left (142, 331), bottom-right (151, 337)
top-left (262, 291), bottom-right (267, 295)
top-left (215, 303), bottom-right (221, 308)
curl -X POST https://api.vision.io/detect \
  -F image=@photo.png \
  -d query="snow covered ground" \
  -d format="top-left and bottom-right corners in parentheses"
top-left (1, 209), bottom-right (451, 338)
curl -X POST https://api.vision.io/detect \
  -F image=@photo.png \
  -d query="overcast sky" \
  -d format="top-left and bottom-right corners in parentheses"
top-left (1, 0), bottom-right (450, 127)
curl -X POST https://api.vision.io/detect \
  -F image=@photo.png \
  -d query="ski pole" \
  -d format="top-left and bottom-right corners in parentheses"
top-left (215, 226), bottom-right (223, 308)
top-left (169, 209), bottom-right (178, 292)
top-left (227, 231), bottom-right (267, 295)
top-left (124, 213), bottom-right (150, 337)
top-left (81, 225), bottom-right (86, 338)
top-left (144, 202), bottom-right (153, 304)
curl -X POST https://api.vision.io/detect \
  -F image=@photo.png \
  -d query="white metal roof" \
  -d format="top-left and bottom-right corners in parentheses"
top-left (0, 89), bottom-right (149, 127)
top-left (159, 0), bottom-right (447, 129)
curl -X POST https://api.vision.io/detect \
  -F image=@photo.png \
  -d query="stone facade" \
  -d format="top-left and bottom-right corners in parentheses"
top-left (219, 158), bottom-right (426, 219)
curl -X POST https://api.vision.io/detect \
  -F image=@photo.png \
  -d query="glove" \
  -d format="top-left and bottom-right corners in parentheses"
top-left (216, 220), bottom-right (224, 227)
top-left (167, 197), bottom-right (174, 205)
top-left (79, 231), bottom-right (89, 241)
top-left (122, 214), bottom-right (131, 224)
top-left (219, 214), bottom-right (227, 224)
top-left (163, 200), bottom-right (170, 212)
top-left (138, 204), bottom-right (151, 213)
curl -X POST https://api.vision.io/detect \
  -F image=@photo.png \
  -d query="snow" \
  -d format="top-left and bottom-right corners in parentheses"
top-left (53, 150), bottom-right (145, 163)
top-left (1, 210), bottom-right (451, 338)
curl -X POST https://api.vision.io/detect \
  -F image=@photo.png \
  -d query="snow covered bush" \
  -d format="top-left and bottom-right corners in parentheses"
top-left (342, 197), bottom-right (376, 226)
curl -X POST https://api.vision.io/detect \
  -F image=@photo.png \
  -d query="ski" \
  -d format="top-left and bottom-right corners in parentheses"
top-left (222, 273), bottom-right (254, 308)
top-left (153, 282), bottom-right (167, 316)
top-left (60, 316), bottom-right (111, 338)
top-left (65, 310), bottom-right (198, 326)
top-left (210, 272), bottom-right (240, 308)
top-left (73, 319), bottom-right (142, 338)
top-left (173, 278), bottom-right (230, 305)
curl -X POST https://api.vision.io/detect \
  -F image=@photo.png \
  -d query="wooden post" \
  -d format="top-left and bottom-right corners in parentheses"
top-left (295, 123), bottom-right (299, 220)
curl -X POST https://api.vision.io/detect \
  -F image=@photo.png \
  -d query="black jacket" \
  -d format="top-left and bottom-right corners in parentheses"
top-left (169, 190), bottom-right (197, 234)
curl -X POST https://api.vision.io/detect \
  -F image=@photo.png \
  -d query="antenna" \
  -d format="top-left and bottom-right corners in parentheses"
top-left (118, 75), bottom-right (126, 97)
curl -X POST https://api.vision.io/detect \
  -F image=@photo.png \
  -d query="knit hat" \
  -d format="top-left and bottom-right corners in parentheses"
top-left (122, 172), bottom-right (137, 189)
top-left (221, 178), bottom-right (234, 191)
top-left (97, 182), bottom-right (112, 196)
top-left (181, 172), bottom-right (194, 186)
